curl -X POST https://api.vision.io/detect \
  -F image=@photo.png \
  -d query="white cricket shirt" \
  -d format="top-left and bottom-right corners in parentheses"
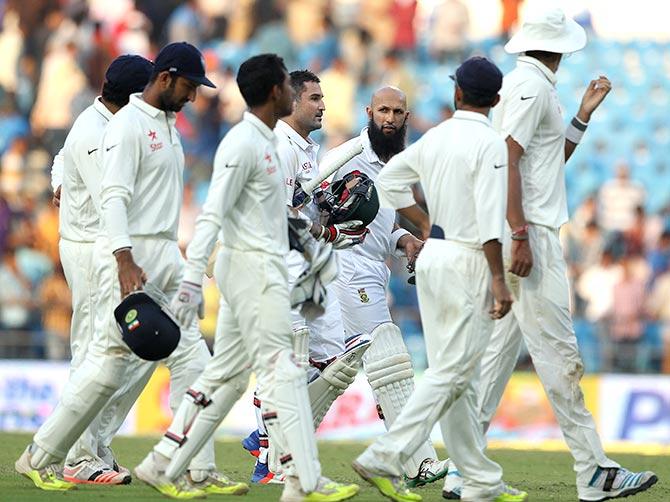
top-left (99, 93), bottom-right (184, 252)
top-left (325, 128), bottom-right (397, 262)
top-left (183, 112), bottom-right (288, 284)
top-left (492, 56), bottom-right (568, 229)
top-left (52, 97), bottom-right (110, 242)
top-left (275, 119), bottom-right (320, 216)
top-left (275, 119), bottom-right (321, 277)
top-left (376, 110), bottom-right (508, 247)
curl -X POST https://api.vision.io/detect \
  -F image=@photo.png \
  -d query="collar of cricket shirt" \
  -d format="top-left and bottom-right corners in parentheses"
top-left (276, 119), bottom-right (319, 155)
top-left (93, 96), bottom-right (114, 122)
top-left (360, 127), bottom-right (383, 166)
top-left (452, 110), bottom-right (492, 127)
top-left (244, 111), bottom-right (276, 143)
top-left (129, 93), bottom-right (177, 122)
top-left (517, 55), bottom-right (558, 86)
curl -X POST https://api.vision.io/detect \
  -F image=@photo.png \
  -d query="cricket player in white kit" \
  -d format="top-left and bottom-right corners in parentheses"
top-left (323, 87), bottom-right (447, 487)
top-left (15, 43), bottom-right (238, 498)
top-left (49, 55), bottom-right (154, 486)
top-left (136, 53), bottom-right (359, 502)
top-left (470, 7), bottom-right (657, 502)
top-left (353, 57), bottom-right (527, 502)
top-left (243, 69), bottom-right (372, 484)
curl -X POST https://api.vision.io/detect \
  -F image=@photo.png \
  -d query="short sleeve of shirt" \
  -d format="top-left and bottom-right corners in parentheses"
top-left (499, 79), bottom-right (549, 150)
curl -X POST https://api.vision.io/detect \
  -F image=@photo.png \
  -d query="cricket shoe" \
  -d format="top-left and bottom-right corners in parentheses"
top-left (64, 457), bottom-right (131, 485)
top-left (251, 459), bottom-right (285, 484)
top-left (99, 445), bottom-right (132, 478)
top-left (578, 467), bottom-right (658, 501)
top-left (188, 470), bottom-right (249, 495)
top-left (441, 459), bottom-right (463, 499)
top-left (15, 446), bottom-right (76, 491)
top-left (352, 460), bottom-right (421, 502)
top-left (134, 451), bottom-right (206, 499)
top-left (241, 429), bottom-right (262, 458)
top-left (406, 457), bottom-right (449, 488)
top-left (280, 475), bottom-right (359, 502)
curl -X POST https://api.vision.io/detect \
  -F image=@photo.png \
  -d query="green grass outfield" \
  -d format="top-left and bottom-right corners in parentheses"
top-left (1, 433), bottom-right (668, 501)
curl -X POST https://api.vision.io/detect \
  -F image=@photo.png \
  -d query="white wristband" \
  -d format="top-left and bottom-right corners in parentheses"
top-left (565, 116), bottom-right (588, 144)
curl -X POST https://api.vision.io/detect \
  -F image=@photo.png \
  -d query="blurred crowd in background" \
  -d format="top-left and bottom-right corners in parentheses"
top-left (0, 0), bottom-right (669, 374)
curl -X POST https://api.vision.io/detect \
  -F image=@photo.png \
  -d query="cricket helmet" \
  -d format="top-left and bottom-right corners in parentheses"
top-left (326, 170), bottom-right (379, 227)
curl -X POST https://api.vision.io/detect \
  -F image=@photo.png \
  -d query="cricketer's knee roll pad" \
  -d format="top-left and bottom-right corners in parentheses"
top-left (163, 367), bottom-right (250, 480)
top-left (31, 354), bottom-right (127, 469)
top-left (309, 334), bottom-right (372, 427)
top-left (364, 323), bottom-right (415, 423)
top-left (262, 349), bottom-right (320, 493)
top-left (364, 322), bottom-right (437, 477)
top-left (292, 324), bottom-right (310, 369)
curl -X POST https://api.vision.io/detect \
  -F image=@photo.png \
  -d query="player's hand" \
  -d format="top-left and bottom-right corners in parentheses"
top-left (318, 220), bottom-right (369, 249)
top-left (114, 249), bottom-right (147, 298)
top-left (170, 281), bottom-right (204, 327)
top-left (577, 75), bottom-right (612, 121)
top-left (398, 234), bottom-right (423, 273)
top-left (509, 238), bottom-right (533, 277)
top-left (490, 275), bottom-right (513, 319)
top-left (53, 185), bottom-right (61, 207)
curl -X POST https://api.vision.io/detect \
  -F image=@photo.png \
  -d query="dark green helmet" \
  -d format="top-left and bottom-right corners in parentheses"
top-left (327, 170), bottom-right (380, 227)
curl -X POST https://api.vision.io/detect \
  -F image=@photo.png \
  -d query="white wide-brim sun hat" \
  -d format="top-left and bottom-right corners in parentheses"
top-left (505, 5), bottom-right (587, 54)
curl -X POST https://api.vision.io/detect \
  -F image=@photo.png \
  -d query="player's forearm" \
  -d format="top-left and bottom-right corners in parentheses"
top-left (101, 192), bottom-right (131, 252)
top-left (50, 147), bottom-right (64, 192)
top-left (183, 216), bottom-right (221, 284)
top-left (564, 114), bottom-right (588, 162)
top-left (397, 205), bottom-right (430, 240)
top-left (482, 238), bottom-right (505, 280)
top-left (505, 137), bottom-right (527, 230)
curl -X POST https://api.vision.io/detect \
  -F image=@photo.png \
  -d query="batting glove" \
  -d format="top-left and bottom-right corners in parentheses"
top-left (317, 220), bottom-right (368, 249)
top-left (170, 280), bottom-right (204, 327)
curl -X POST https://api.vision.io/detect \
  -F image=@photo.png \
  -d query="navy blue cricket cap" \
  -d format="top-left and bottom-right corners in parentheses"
top-left (451, 56), bottom-right (503, 97)
top-left (154, 41), bottom-right (216, 88)
top-left (104, 54), bottom-right (154, 95)
top-left (114, 292), bottom-right (181, 361)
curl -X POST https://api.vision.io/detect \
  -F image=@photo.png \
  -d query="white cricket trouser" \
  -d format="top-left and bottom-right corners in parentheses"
top-left (287, 249), bottom-right (345, 362)
top-left (175, 248), bottom-right (321, 475)
top-left (60, 238), bottom-right (155, 466)
top-left (332, 252), bottom-right (392, 336)
top-left (360, 239), bottom-right (504, 500)
top-left (478, 224), bottom-right (618, 489)
top-left (33, 237), bottom-right (214, 471)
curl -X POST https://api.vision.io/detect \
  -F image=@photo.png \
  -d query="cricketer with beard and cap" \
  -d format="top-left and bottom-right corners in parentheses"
top-left (321, 87), bottom-right (449, 487)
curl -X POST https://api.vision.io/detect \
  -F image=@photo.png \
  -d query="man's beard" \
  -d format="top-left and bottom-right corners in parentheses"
top-left (367, 118), bottom-right (407, 161)
top-left (159, 82), bottom-right (185, 112)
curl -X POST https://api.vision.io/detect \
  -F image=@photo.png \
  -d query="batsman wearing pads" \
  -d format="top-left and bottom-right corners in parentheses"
top-left (323, 87), bottom-right (447, 487)
top-left (471, 6), bottom-right (657, 502)
top-left (16, 43), bottom-right (242, 499)
top-left (47, 55), bottom-right (153, 486)
top-left (137, 54), bottom-right (359, 502)
top-left (243, 69), bottom-right (372, 484)
top-left (353, 56), bottom-right (528, 502)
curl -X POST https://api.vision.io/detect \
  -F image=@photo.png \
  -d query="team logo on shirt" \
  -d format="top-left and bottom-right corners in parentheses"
top-left (301, 161), bottom-right (312, 172)
top-left (264, 152), bottom-right (277, 175)
top-left (357, 288), bottom-right (370, 304)
top-left (148, 130), bottom-right (163, 152)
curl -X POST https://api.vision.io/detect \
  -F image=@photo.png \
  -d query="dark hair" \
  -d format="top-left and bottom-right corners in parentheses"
top-left (290, 70), bottom-right (320, 101)
top-left (525, 50), bottom-right (562, 66)
top-left (460, 88), bottom-right (497, 108)
top-left (237, 54), bottom-right (287, 107)
top-left (101, 82), bottom-right (134, 108)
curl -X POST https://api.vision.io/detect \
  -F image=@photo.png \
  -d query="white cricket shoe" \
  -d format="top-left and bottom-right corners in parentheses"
top-left (280, 475), bottom-right (359, 502)
top-left (441, 459), bottom-right (463, 499)
top-left (406, 458), bottom-right (449, 488)
top-left (578, 466), bottom-right (658, 501)
top-left (99, 445), bottom-right (132, 478)
top-left (63, 457), bottom-right (131, 485)
top-left (134, 451), bottom-right (206, 500)
top-left (15, 446), bottom-right (76, 492)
